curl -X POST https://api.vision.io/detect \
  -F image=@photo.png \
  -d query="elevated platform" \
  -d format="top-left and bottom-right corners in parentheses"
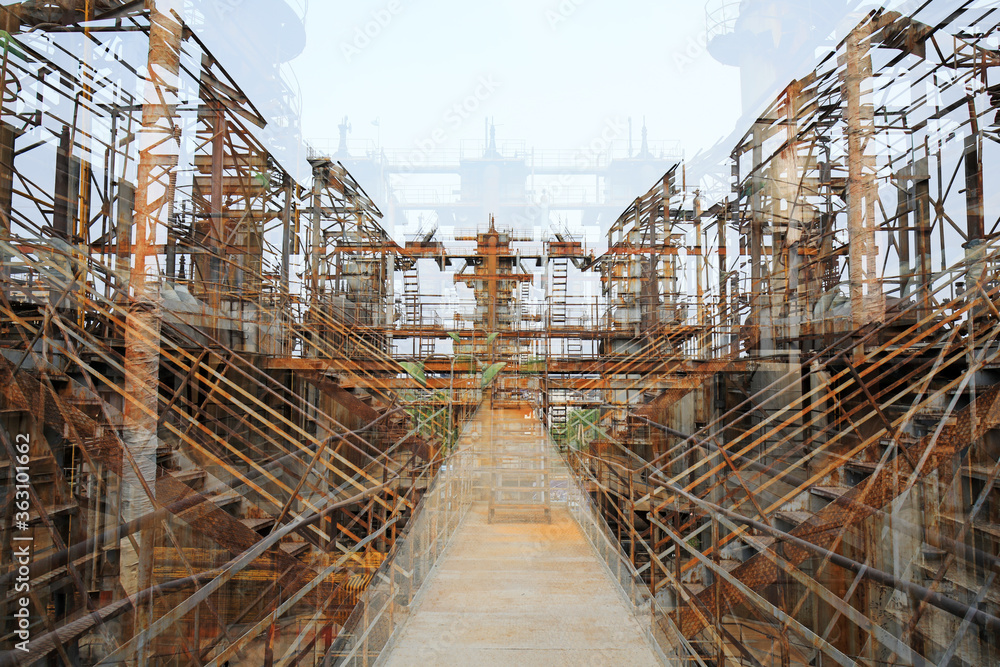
top-left (381, 504), bottom-right (660, 666)
top-left (377, 408), bottom-right (661, 665)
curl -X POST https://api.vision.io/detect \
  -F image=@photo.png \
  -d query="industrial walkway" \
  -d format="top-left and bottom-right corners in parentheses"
top-left (379, 407), bottom-right (661, 666)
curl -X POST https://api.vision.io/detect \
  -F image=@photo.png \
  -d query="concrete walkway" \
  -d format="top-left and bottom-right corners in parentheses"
top-left (380, 408), bottom-right (661, 666)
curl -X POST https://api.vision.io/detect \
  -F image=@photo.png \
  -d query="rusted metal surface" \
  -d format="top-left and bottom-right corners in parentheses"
top-left (554, 6), bottom-right (1000, 666)
top-left (0, 2), bottom-right (998, 666)
top-left (0, 6), bottom-right (453, 663)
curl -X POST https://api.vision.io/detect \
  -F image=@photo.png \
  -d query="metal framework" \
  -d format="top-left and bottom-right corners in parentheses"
top-left (561, 5), bottom-right (1000, 666)
top-left (0, 2), bottom-right (997, 667)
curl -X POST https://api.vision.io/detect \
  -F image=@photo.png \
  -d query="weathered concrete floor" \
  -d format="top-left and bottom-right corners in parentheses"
top-left (380, 409), bottom-right (661, 666)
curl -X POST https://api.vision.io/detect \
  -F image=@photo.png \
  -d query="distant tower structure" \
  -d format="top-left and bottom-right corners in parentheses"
top-left (605, 118), bottom-right (668, 207)
top-left (327, 120), bottom-right (677, 238)
top-left (455, 215), bottom-right (532, 337)
top-left (337, 116), bottom-right (352, 157)
top-left (451, 120), bottom-right (532, 229)
top-left (332, 116), bottom-right (394, 232)
top-left (706, 0), bottom-right (855, 113)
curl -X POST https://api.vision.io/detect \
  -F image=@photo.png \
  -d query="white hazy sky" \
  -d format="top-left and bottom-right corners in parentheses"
top-left (289, 0), bottom-right (742, 157)
top-left (187, 0), bottom-right (977, 185)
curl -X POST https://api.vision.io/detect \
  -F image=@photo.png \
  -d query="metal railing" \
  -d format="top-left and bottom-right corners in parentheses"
top-left (328, 409), bottom-right (487, 665)
top-left (559, 441), bottom-right (708, 665)
top-left (329, 405), bottom-right (698, 666)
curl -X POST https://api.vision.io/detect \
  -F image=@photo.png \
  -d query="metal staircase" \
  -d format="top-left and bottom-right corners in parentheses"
top-left (550, 257), bottom-right (568, 327)
top-left (520, 280), bottom-right (530, 322)
top-left (402, 269), bottom-right (420, 327)
top-left (566, 337), bottom-right (583, 357)
top-left (549, 403), bottom-right (568, 443)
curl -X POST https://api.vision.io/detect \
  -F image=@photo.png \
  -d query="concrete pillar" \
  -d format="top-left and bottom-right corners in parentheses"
top-left (843, 20), bottom-right (885, 335)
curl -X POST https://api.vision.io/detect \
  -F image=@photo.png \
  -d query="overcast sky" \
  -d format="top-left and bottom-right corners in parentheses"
top-left (290, 0), bottom-right (742, 158)
top-left (185, 0), bottom-right (988, 188)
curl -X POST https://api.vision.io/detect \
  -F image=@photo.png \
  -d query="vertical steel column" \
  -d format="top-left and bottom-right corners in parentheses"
top-left (116, 181), bottom-right (135, 296)
top-left (0, 123), bottom-right (14, 234)
top-left (750, 123), bottom-right (766, 354)
top-left (964, 121), bottom-right (985, 243)
top-left (122, 1), bottom-right (182, 662)
top-left (281, 172), bottom-right (293, 293)
top-left (486, 219), bottom-right (499, 333)
top-left (53, 125), bottom-right (76, 239)
top-left (964, 104), bottom-right (985, 305)
top-left (0, 122), bottom-right (15, 280)
top-left (209, 103), bottom-right (226, 321)
top-left (895, 163), bottom-right (912, 297)
top-left (164, 172), bottom-right (177, 280)
top-left (913, 155), bottom-right (932, 324)
top-left (310, 159), bottom-right (328, 299)
top-left (782, 80), bottom-right (804, 345)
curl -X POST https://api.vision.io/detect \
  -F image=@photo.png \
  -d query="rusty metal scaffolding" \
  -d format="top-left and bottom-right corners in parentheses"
top-left (0, 2), bottom-right (998, 667)
top-left (0, 3), bottom-right (451, 665)
top-left (562, 5), bottom-right (1000, 666)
